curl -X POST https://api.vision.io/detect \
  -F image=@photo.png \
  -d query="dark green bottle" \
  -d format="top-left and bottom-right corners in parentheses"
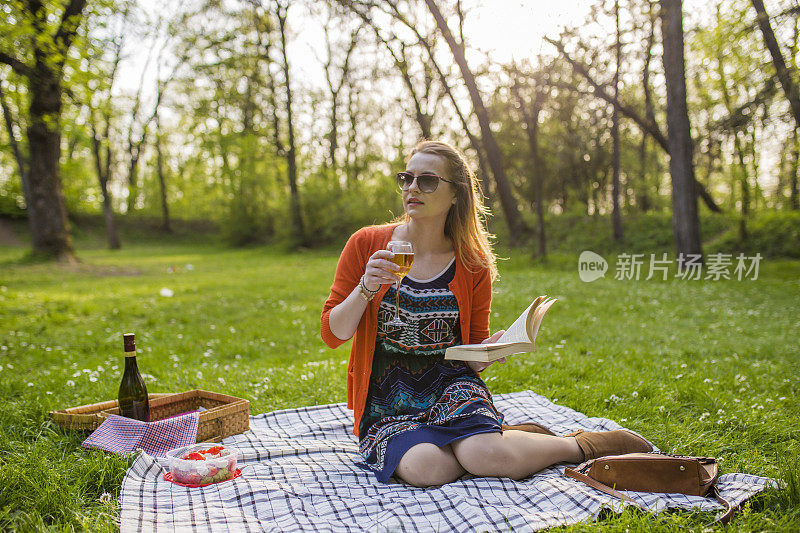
top-left (118, 333), bottom-right (150, 422)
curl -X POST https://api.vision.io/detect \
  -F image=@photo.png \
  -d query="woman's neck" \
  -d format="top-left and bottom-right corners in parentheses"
top-left (397, 218), bottom-right (452, 255)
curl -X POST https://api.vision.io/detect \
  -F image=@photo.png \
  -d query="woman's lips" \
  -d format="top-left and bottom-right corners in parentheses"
top-left (407, 197), bottom-right (423, 206)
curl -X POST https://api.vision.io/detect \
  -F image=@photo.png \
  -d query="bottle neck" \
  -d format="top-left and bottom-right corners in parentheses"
top-left (124, 352), bottom-right (139, 372)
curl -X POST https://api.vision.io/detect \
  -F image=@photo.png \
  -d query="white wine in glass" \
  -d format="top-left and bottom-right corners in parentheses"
top-left (386, 241), bottom-right (414, 326)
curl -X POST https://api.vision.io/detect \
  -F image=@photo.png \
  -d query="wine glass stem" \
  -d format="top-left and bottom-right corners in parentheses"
top-left (394, 279), bottom-right (400, 321)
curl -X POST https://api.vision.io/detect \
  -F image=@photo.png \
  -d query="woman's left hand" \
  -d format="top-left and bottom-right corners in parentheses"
top-left (466, 330), bottom-right (507, 374)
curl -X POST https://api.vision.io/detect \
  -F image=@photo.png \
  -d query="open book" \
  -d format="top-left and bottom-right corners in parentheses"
top-left (444, 295), bottom-right (557, 363)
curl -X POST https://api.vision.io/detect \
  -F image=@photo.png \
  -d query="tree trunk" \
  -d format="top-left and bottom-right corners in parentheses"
top-left (424, 0), bottom-right (527, 244)
top-left (513, 80), bottom-right (547, 258)
top-left (791, 128), bottom-right (800, 210)
top-left (26, 64), bottom-right (75, 260)
top-left (345, 82), bottom-right (359, 186)
top-left (155, 113), bottom-right (171, 233)
top-left (611, 0), bottom-right (623, 240)
top-left (0, 84), bottom-right (29, 201)
top-left (660, 0), bottom-right (703, 265)
top-left (751, 0), bottom-right (800, 126)
top-left (639, 2), bottom-right (656, 212)
top-left (90, 118), bottom-right (121, 249)
top-left (276, 2), bottom-right (306, 246)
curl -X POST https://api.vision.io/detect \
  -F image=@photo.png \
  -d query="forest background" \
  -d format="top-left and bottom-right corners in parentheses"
top-left (2, 0), bottom-right (800, 259)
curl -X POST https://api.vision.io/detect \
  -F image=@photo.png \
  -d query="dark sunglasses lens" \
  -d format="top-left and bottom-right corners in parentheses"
top-left (417, 175), bottom-right (439, 192)
top-left (397, 172), bottom-right (440, 192)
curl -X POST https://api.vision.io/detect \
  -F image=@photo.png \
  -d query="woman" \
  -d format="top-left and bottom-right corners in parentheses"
top-left (320, 140), bottom-right (651, 487)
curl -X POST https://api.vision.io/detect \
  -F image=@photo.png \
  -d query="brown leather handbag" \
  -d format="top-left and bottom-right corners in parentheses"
top-left (565, 453), bottom-right (734, 524)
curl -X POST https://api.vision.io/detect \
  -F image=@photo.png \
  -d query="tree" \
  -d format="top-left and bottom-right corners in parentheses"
top-left (611, 0), bottom-right (623, 240)
top-left (510, 70), bottom-right (547, 258)
top-left (751, 0), bottom-right (800, 210)
top-left (0, 0), bottom-right (89, 260)
top-left (423, 0), bottom-right (527, 244)
top-left (546, 36), bottom-right (723, 213)
top-left (318, 5), bottom-right (361, 169)
top-left (274, 0), bottom-right (307, 246)
top-left (660, 0), bottom-right (703, 264)
top-left (751, 0), bottom-right (800, 127)
top-left (82, 4), bottom-right (132, 249)
top-left (342, 0), bottom-right (492, 199)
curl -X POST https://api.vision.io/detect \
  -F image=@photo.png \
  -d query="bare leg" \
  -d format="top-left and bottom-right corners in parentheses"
top-left (451, 430), bottom-right (583, 480)
top-left (394, 442), bottom-right (468, 487)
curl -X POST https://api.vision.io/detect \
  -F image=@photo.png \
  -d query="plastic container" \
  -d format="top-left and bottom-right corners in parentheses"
top-left (165, 443), bottom-right (239, 486)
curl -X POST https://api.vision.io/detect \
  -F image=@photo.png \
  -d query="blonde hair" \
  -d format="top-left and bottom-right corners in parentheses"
top-left (395, 140), bottom-right (498, 280)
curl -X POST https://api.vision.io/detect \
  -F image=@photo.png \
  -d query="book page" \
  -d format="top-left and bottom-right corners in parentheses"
top-left (497, 297), bottom-right (543, 344)
top-left (529, 298), bottom-right (557, 340)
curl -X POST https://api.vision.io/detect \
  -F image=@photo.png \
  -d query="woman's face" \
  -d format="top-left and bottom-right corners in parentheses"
top-left (402, 152), bottom-right (457, 222)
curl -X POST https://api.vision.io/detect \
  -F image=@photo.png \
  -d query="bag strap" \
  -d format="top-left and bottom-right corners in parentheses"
top-left (709, 485), bottom-right (734, 525)
top-left (565, 466), bottom-right (735, 525)
top-left (565, 466), bottom-right (636, 504)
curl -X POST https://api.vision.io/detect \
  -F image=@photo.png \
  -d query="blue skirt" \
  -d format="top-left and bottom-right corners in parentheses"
top-left (357, 361), bottom-right (505, 484)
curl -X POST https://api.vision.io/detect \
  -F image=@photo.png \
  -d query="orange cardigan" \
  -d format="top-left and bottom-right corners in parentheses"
top-left (320, 223), bottom-right (492, 437)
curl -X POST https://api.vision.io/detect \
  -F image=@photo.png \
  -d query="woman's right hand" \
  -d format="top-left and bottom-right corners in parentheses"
top-left (362, 250), bottom-right (400, 292)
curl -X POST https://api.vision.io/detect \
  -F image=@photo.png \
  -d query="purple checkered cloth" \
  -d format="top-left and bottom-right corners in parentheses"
top-left (83, 412), bottom-right (199, 457)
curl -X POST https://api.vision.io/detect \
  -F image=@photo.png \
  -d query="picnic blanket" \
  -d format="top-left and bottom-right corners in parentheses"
top-left (119, 390), bottom-right (775, 532)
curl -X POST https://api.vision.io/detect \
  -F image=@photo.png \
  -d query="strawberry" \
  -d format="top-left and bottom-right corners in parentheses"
top-left (183, 452), bottom-right (205, 461)
top-left (183, 472), bottom-right (201, 485)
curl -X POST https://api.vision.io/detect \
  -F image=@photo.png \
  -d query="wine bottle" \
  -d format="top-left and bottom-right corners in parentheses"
top-left (118, 333), bottom-right (150, 422)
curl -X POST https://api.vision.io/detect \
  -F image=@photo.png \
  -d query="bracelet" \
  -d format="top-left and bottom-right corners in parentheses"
top-left (358, 275), bottom-right (378, 302)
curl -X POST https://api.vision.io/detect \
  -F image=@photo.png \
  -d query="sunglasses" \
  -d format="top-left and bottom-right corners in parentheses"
top-left (396, 171), bottom-right (455, 193)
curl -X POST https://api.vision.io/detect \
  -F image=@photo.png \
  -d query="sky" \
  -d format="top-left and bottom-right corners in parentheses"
top-left (118, 0), bottom-right (591, 96)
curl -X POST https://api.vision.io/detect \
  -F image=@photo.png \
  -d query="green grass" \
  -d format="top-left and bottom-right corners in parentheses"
top-left (0, 237), bottom-right (798, 531)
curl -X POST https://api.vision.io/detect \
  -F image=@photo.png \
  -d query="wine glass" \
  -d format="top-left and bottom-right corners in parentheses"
top-left (386, 241), bottom-right (414, 326)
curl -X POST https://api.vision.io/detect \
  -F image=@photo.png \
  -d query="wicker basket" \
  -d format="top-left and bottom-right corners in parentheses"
top-left (98, 389), bottom-right (250, 443)
top-left (49, 393), bottom-right (173, 432)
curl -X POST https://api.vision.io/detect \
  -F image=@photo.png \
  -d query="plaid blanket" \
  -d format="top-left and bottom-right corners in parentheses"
top-left (119, 390), bottom-right (775, 532)
top-left (83, 412), bottom-right (199, 458)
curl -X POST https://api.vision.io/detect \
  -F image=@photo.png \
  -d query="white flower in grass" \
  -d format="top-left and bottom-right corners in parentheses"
top-left (66, 380), bottom-right (75, 387)
top-left (699, 412), bottom-right (710, 421)
top-left (218, 377), bottom-right (226, 385)
top-left (631, 391), bottom-right (639, 398)
top-left (159, 287), bottom-right (174, 298)
top-left (100, 492), bottom-right (112, 503)
top-left (27, 382), bottom-right (33, 387)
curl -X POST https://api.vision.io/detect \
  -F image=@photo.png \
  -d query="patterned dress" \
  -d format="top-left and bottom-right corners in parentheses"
top-left (356, 258), bottom-right (505, 484)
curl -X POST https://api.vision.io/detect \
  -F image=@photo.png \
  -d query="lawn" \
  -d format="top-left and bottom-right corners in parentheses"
top-left (0, 240), bottom-right (798, 531)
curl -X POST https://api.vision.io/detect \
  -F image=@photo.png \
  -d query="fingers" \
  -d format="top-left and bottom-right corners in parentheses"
top-left (467, 360), bottom-right (489, 374)
top-left (362, 250), bottom-right (400, 291)
top-left (481, 329), bottom-right (506, 344)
